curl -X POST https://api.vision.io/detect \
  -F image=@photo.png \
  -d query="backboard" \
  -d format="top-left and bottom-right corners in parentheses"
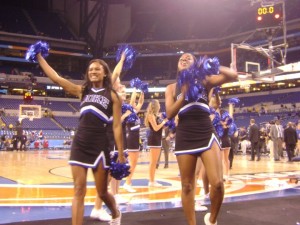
top-left (19, 105), bottom-right (41, 121)
top-left (231, 43), bottom-right (270, 75)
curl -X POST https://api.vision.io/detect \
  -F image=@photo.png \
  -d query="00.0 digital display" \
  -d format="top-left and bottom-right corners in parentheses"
top-left (257, 6), bottom-right (274, 15)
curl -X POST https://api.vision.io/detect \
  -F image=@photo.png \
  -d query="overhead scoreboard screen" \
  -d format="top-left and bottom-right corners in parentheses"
top-left (256, 3), bottom-right (283, 28)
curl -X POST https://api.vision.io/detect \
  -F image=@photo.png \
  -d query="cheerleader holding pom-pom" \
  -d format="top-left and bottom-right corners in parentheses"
top-left (209, 88), bottom-right (234, 184)
top-left (165, 52), bottom-right (238, 225)
top-left (122, 79), bottom-right (145, 192)
top-left (26, 41), bottom-right (126, 225)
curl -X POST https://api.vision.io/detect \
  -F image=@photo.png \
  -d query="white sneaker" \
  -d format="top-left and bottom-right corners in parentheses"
top-left (195, 203), bottom-right (208, 212)
top-left (204, 213), bottom-right (217, 225)
top-left (123, 183), bottom-right (136, 193)
top-left (148, 181), bottom-right (162, 187)
top-left (90, 208), bottom-right (112, 221)
top-left (110, 210), bottom-right (122, 225)
top-left (114, 194), bottom-right (128, 204)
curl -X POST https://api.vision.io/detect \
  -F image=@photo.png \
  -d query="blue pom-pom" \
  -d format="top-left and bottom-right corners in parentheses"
top-left (211, 110), bottom-right (220, 127)
top-left (116, 44), bottom-right (137, 71)
top-left (176, 55), bottom-right (220, 103)
top-left (130, 77), bottom-right (142, 89)
top-left (122, 104), bottom-right (139, 123)
top-left (221, 111), bottom-right (233, 126)
top-left (25, 41), bottom-right (49, 63)
top-left (211, 111), bottom-right (224, 137)
top-left (122, 103), bottom-right (134, 114)
top-left (126, 113), bottom-right (139, 123)
top-left (110, 162), bottom-right (131, 180)
top-left (177, 67), bottom-right (195, 89)
top-left (140, 82), bottom-right (149, 93)
top-left (129, 77), bottom-right (148, 93)
top-left (215, 124), bottom-right (224, 138)
top-left (228, 98), bottom-right (240, 105)
top-left (110, 151), bottom-right (130, 180)
top-left (202, 57), bottom-right (220, 75)
top-left (161, 112), bottom-right (176, 129)
top-left (177, 66), bottom-right (204, 102)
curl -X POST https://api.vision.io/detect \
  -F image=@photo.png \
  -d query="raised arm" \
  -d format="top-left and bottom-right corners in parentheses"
top-left (111, 52), bottom-right (126, 85)
top-left (37, 53), bottom-right (82, 98)
top-left (129, 87), bottom-right (137, 107)
top-left (134, 92), bottom-right (144, 113)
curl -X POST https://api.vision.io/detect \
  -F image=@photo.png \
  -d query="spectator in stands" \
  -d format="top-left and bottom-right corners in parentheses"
top-left (36, 53), bottom-right (125, 225)
top-left (144, 99), bottom-right (168, 187)
top-left (283, 122), bottom-right (297, 162)
top-left (165, 53), bottom-right (238, 225)
top-left (249, 119), bottom-right (260, 161)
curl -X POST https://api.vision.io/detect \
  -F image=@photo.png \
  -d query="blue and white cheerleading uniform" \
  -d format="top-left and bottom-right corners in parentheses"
top-left (147, 116), bottom-right (163, 148)
top-left (126, 111), bottom-right (141, 151)
top-left (69, 87), bottom-right (113, 168)
top-left (220, 127), bottom-right (231, 148)
top-left (174, 86), bottom-right (220, 156)
top-left (211, 109), bottom-right (232, 149)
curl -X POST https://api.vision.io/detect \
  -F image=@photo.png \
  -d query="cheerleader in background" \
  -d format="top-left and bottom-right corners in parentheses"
top-left (209, 89), bottom-right (233, 183)
top-left (227, 98), bottom-right (239, 169)
top-left (144, 99), bottom-right (168, 187)
top-left (123, 87), bottom-right (145, 192)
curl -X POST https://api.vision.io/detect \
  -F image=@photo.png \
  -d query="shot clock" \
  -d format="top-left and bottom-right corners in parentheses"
top-left (256, 3), bottom-right (283, 29)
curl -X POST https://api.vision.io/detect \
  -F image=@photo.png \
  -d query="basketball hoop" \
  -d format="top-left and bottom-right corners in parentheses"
top-left (29, 116), bottom-right (34, 122)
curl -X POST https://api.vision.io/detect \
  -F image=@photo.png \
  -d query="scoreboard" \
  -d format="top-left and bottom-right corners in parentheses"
top-left (256, 3), bottom-right (283, 29)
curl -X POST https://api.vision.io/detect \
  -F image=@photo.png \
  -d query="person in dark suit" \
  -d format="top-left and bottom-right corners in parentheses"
top-left (249, 119), bottom-right (260, 161)
top-left (14, 121), bottom-right (23, 150)
top-left (284, 122), bottom-right (298, 162)
top-left (20, 134), bottom-right (27, 151)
